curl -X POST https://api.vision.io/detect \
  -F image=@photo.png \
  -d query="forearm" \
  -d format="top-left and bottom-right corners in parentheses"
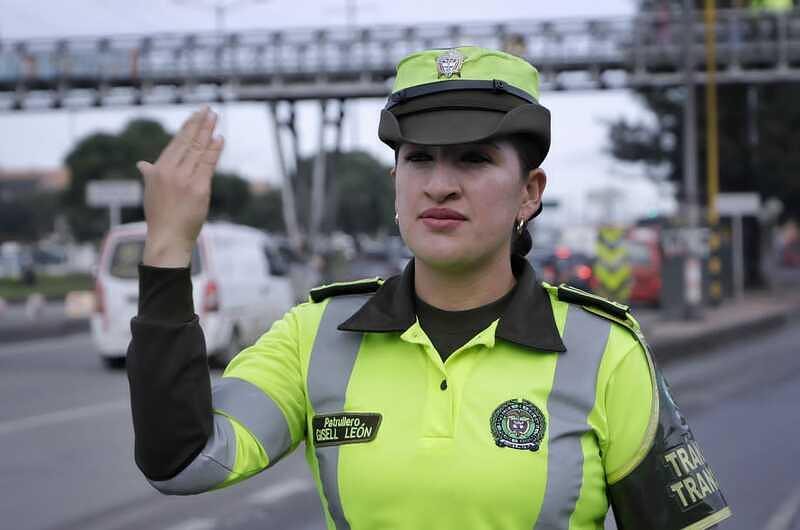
top-left (126, 264), bottom-right (213, 481)
top-left (142, 235), bottom-right (193, 269)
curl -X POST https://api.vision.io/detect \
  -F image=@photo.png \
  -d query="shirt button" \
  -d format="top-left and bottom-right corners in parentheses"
top-left (440, 379), bottom-right (448, 391)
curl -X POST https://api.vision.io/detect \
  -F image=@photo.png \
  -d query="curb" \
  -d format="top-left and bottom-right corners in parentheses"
top-left (0, 318), bottom-right (90, 345)
top-left (0, 300), bottom-right (797, 354)
top-left (647, 305), bottom-right (798, 365)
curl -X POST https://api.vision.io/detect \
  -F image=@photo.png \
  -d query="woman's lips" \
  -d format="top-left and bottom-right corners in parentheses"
top-left (421, 218), bottom-right (464, 230)
top-left (419, 208), bottom-right (467, 230)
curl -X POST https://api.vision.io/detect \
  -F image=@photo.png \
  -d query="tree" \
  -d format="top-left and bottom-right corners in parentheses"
top-left (608, 0), bottom-right (800, 221)
top-left (0, 191), bottom-right (60, 241)
top-left (239, 188), bottom-right (286, 232)
top-left (284, 149), bottom-right (394, 237)
top-left (62, 119), bottom-right (252, 241)
top-left (331, 150), bottom-right (395, 235)
top-left (209, 172), bottom-right (253, 222)
top-left (63, 121), bottom-right (171, 241)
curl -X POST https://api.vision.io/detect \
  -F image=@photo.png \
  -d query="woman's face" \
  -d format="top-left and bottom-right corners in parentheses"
top-left (394, 140), bottom-right (543, 272)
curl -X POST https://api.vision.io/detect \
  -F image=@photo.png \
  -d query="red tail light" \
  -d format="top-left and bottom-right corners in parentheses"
top-left (555, 246), bottom-right (572, 260)
top-left (94, 279), bottom-right (105, 315)
top-left (203, 280), bottom-right (219, 313)
top-left (576, 265), bottom-right (592, 280)
top-left (543, 265), bottom-right (557, 283)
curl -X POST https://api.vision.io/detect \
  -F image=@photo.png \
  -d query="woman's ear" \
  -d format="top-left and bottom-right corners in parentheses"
top-left (389, 167), bottom-right (396, 178)
top-left (521, 168), bottom-right (547, 219)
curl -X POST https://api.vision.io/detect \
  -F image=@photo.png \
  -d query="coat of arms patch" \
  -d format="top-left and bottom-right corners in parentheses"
top-left (490, 398), bottom-right (546, 451)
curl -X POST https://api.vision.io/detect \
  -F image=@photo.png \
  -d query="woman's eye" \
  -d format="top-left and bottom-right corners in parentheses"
top-left (462, 152), bottom-right (491, 164)
top-left (405, 152), bottom-right (432, 162)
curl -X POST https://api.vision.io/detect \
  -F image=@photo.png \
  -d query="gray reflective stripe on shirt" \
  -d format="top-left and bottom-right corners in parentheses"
top-left (307, 295), bottom-right (369, 530)
top-left (149, 414), bottom-right (236, 495)
top-left (212, 376), bottom-right (293, 466)
top-left (535, 306), bottom-right (611, 530)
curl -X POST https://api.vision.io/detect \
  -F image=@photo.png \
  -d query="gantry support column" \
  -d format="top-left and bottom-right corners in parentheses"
top-left (309, 99), bottom-right (346, 255)
top-left (268, 99), bottom-right (347, 257)
top-left (268, 100), bottom-right (303, 254)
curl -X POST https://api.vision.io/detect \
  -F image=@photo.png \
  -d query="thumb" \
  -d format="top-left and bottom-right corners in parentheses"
top-left (136, 161), bottom-right (155, 179)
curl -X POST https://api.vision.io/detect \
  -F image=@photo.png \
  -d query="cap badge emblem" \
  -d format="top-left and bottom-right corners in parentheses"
top-left (436, 49), bottom-right (466, 79)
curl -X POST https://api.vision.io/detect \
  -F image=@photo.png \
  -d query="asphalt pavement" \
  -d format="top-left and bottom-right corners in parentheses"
top-left (1, 264), bottom-right (798, 529)
top-left (1, 305), bottom-right (800, 529)
top-left (0, 300), bottom-right (88, 344)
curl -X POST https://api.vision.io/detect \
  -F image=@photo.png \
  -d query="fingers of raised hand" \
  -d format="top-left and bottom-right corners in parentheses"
top-left (195, 135), bottom-right (225, 180)
top-left (182, 110), bottom-right (218, 172)
top-left (136, 161), bottom-right (155, 180)
top-left (156, 107), bottom-right (209, 168)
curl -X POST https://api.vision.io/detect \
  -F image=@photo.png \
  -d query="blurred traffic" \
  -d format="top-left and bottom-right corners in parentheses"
top-left (4, 212), bottom-right (800, 350)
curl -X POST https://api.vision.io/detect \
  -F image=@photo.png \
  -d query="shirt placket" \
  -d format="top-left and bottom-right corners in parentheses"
top-left (400, 319), bottom-right (499, 440)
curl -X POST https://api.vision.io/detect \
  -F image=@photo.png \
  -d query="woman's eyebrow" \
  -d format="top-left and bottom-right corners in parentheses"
top-left (464, 141), bottom-right (500, 150)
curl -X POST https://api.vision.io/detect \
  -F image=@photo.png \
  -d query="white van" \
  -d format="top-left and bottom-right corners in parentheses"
top-left (91, 221), bottom-right (294, 369)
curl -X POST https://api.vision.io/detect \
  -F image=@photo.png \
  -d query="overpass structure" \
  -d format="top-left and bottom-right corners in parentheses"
top-left (1, 8), bottom-right (799, 111)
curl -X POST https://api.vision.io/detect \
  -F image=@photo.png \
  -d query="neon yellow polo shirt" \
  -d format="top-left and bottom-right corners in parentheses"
top-left (153, 257), bottom-right (730, 529)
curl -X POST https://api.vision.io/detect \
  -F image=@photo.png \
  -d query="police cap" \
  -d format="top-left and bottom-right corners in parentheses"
top-left (378, 46), bottom-right (551, 167)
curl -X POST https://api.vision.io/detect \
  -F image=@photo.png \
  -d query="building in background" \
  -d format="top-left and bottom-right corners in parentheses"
top-left (0, 167), bottom-right (70, 201)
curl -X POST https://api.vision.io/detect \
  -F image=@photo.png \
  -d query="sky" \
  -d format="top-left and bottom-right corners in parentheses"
top-left (0, 0), bottom-right (677, 223)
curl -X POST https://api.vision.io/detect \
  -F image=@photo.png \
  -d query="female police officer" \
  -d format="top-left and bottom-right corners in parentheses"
top-left (128, 46), bottom-right (731, 529)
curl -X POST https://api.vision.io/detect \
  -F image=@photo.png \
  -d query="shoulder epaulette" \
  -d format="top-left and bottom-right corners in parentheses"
top-left (555, 283), bottom-right (631, 321)
top-left (308, 277), bottom-right (383, 303)
top-left (552, 283), bottom-right (647, 352)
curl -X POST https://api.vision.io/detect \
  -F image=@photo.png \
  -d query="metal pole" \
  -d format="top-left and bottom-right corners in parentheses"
top-left (309, 100), bottom-right (328, 254)
top-left (110, 204), bottom-right (120, 228)
top-left (327, 100), bottom-right (346, 230)
top-left (732, 214), bottom-right (744, 300)
top-left (704, 0), bottom-right (719, 226)
top-left (215, 3), bottom-right (225, 34)
top-left (268, 102), bottom-right (302, 253)
top-left (345, 0), bottom-right (359, 148)
top-left (683, 0), bottom-right (703, 317)
top-left (704, 0), bottom-right (723, 306)
top-left (683, 0), bottom-right (699, 229)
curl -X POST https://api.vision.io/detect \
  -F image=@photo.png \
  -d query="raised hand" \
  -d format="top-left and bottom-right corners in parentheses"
top-left (138, 107), bottom-right (225, 267)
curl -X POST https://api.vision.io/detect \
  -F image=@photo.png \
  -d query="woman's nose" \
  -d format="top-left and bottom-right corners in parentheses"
top-left (423, 161), bottom-right (461, 202)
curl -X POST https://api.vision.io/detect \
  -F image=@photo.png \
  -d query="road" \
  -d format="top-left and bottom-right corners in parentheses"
top-left (1, 312), bottom-right (799, 530)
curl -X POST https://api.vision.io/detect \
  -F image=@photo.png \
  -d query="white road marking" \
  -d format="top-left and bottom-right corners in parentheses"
top-left (0, 399), bottom-right (128, 436)
top-left (156, 479), bottom-right (314, 530)
top-left (164, 518), bottom-right (218, 530)
top-left (247, 477), bottom-right (316, 504)
top-left (765, 484), bottom-right (800, 530)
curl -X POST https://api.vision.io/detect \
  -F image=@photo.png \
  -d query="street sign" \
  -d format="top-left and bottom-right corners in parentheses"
top-left (86, 180), bottom-right (142, 208)
top-left (716, 193), bottom-right (759, 300)
top-left (717, 192), bottom-right (761, 216)
top-left (661, 227), bottom-right (710, 258)
top-left (86, 180), bottom-right (142, 229)
top-left (594, 226), bottom-right (631, 303)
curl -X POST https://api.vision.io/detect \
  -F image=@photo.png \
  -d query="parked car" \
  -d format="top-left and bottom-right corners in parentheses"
top-left (91, 221), bottom-right (294, 369)
top-left (781, 238), bottom-right (800, 267)
top-left (530, 245), bottom-right (596, 292)
top-left (626, 228), bottom-right (662, 306)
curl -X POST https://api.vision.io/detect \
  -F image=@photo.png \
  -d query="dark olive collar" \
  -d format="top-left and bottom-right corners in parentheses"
top-left (338, 255), bottom-right (566, 353)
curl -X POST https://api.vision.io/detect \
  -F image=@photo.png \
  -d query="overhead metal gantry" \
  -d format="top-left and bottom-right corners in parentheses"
top-left (1, 8), bottom-right (799, 111)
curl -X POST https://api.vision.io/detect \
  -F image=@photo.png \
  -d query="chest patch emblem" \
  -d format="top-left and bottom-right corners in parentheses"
top-left (490, 399), bottom-right (546, 452)
top-left (312, 412), bottom-right (382, 447)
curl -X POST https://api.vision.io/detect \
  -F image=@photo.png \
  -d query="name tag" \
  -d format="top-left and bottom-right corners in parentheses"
top-left (312, 412), bottom-right (382, 447)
